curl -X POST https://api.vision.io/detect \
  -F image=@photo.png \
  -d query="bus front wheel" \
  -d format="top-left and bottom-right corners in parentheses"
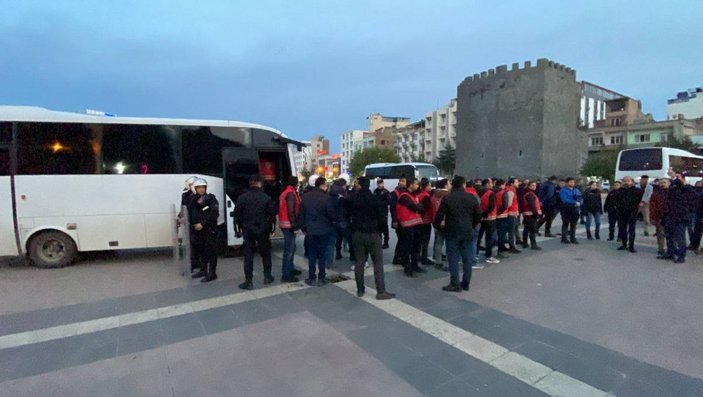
top-left (28, 231), bottom-right (78, 269)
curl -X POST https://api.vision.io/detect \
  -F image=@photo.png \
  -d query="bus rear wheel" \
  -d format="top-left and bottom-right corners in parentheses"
top-left (28, 231), bottom-right (78, 269)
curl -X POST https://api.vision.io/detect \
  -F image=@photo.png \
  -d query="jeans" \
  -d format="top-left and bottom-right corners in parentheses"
top-left (497, 217), bottom-right (516, 250)
top-left (655, 223), bottom-right (666, 254)
top-left (281, 228), bottom-right (296, 279)
top-left (446, 237), bottom-right (472, 286)
top-left (469, 226), bottom-right (479, 265)
top-left (307, 234), bottom-right (329, 280)
top-left (433, 227), bottom-right (445, 264)
top-left (585, 211), bottom-right (601, 234)
top-left (664, 220), bottom-right (688, 259)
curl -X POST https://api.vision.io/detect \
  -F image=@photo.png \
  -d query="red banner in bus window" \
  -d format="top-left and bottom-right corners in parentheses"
top-left (259, 157), bottom-right (276, 181)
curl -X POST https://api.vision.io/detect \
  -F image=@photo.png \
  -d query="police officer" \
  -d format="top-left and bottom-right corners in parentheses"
top-left (178, 176), bottom-right (199, 274)
top-left (235, 175), bottom-right (277, 290)
top-left (190, 178), bottom-right (220, 283)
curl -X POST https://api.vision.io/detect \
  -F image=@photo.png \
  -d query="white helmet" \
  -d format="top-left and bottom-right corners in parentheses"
top-left (308, 174), bottom-right (319, 186)
top-left (184, 176), bottom-right (197, 191)
top-left (192, 178), bottom-right (208, 190)
top-left (339, 173), bottom-right (351, 185)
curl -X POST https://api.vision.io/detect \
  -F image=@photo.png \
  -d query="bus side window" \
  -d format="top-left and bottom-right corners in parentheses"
top-left (0, 149), bottom-right (9, 175)
top-left (17, 123), bottom-right (98, 175)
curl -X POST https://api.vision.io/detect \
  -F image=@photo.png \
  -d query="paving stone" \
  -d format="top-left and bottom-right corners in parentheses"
top-left (195, 306), bottom-right (244, 335)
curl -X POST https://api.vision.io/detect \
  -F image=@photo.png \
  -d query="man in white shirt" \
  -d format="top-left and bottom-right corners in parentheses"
top-left (639, 175), bottom-right (654, 236)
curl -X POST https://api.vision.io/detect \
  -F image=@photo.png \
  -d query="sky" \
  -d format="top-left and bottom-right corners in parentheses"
top-left (1, 0), bottom-right (701, 152)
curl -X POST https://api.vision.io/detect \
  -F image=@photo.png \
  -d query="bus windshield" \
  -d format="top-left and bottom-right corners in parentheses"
top-left (416, 165), bottom-right (438, 181)
top-left (618, 149), bottom-right (663, 171)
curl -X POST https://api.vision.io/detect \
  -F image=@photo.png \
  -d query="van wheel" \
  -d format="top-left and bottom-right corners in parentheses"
top-left (28, 231), bottom-right (78, 268)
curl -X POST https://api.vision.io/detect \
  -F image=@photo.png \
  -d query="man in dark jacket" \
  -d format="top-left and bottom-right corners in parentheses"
top-left (373, 178), bottom-right (391, 249)
top-left (298, 177), bottom-right (338, 286)
top-left (235, 175), bottom-right (277, 289)
top-left (190, 178), bottom-right (220, 282)
top-left (663, 173), bottom-right (696, 263)
top-left (434, 176), bottom-right (481, 292)
top-left (536, 176), bottom-right (558, 237)
top-left (583, 181), bottom-right (603, 240)
top-left (330, 178), bottom-right (354, 263)
top-left (613, 176), bottom-right (643, 252)
top-left (348, 177), bottom-right (395, 300)
top-left (603, 180), bottom-right (621, 240)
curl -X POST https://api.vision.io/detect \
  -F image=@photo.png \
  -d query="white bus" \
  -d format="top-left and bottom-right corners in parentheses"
top-left (364, 162), bottom-right (439, 190)
top-left (615, 147), bottom-right (703, 184)
top-left (0, 106), bottom-right (302, 268)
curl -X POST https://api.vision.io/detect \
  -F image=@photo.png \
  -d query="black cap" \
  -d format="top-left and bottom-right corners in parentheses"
top-left (376, 177), bottom-right (384, 183)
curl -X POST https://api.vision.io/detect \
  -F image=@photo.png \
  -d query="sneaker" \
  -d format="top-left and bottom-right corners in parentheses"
top-left (403, 268), bottom-right (416, 277)
top-left (442, 284), bottom-right (462, 292)
top-left (674, 257), bottom-right (686, 263)
top-left (460, 280), bottom-right (470, 291)
top-left (509, 248), bottom-right (522, 254)
top-left (263, 275), bottom-right (275, 285)
top-left (281, 276), bottom-right (300, 283)
top-left (656, 254), bottom-right (672, 260)
top-left (472, 263), bottom-right (484, 269)
top-left (304, 278), bottom-right (316, 286)
top-left (496, 252), bottom-right (508, 259)
top-left (561, 239), bottom-right (570, 244)
top-left (570, 239), bottom-right (579, 245)
top-left (191, 269), bottom-right (207, 279)
top-left (238, 280), bottom-right (253, 290)
top-left (485, 257), bottom-right (500, 264)
top-left (317, 279), bottom-right (329, 287)
top-left (376, 291), bottom-right (396, 300)
top-left (412, 266), bottom-right (427, 273)
top-left (530, 245), bottom-right (542, 250)
top-left (291, 268), bottom-right (302, 276)
top-left (357, 290), bottom-right (365, 297)
top-left (544, 233), bottom-right (556, 238)
top-left (628, 247), bottom-right (637, 253)
top-left (201, 273), bottom-right (218, 283)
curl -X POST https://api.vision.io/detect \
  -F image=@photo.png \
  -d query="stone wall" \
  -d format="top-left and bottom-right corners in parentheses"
top-left (456, 58), bottom-right (583, 179)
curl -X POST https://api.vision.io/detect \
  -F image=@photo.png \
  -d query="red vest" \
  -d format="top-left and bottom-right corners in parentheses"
top-left (278, 186), bottom-right (301, 229)
top-left (465, 187), bottom-right (478, 197)
top-left (495, 188), bottom-right (508, 219)
top-left (522, 191), bottom-right (542, 216)
top-left (397, 192), bottom-right (423, 228)
top-left (480, 190), bottom-right (497, 221)
top-left (417, 190), bottom-right (434, 224)
top-left (506, 186), bottom-right (520, 217)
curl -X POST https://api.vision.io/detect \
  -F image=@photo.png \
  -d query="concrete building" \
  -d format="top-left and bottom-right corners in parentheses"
top-left (455, 59), bottom-right (584, 179)
top-left (367, 113), bottom-right (411, 133)
top-left (668, 87), bottom-right (703, 120)
top-left (396, 120), bottom-right (426, 163)
top-left (580, 82), bottom-right (624, 129)
top-left (316, 153), bottom-right (341, 178)
top-left (309, 135), bottom-right (330, 172)
top-left (340, 130), bottom-right (365, 174)
top-left (423, 99), bottom-right (458, 162)
top-left (293, 141), bottom-right (311, 175)
top-left (587, 119), bottom-right (699, 153)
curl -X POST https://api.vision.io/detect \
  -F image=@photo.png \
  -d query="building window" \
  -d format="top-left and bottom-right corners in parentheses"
top-left (661, 133), bottom-right (670, 142)
top-left (610, 136), bottom-right (623, 145)
top-left (636, 134), bottom-right (650, 143)
top-left (589, 137), bottom-right (603, 146)
top-left (610, 118), bottom-right (622, 127)
top-left (380, 140), bottom-right (385, 145)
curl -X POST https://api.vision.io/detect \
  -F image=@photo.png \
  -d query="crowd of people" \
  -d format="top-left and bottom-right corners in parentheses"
top-left (179, 167), bottom-right (702, 299)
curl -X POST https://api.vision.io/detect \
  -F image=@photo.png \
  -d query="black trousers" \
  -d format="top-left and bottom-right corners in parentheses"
top-left (242, 231), bottom-right (272, 281)
top-left (393, 225), bottom-right (402, 262)
top-left (479, 220), bottom-right (497, 258)
top-left (561, 207), bottom-right (579, 241)
top-left (522, 215), bottom-right (539, 246)
top-left (192, 229), bottom-right (217, 275)
top-left (618, 217), bottom-right (637, 248)
top-left (380, 217), bottom-right (390, 245)
top-left (537, 208), bottom-right (557, 234)
top-left (608, 212), bottom-right (618, 239)
top-left (352, 232), bottom-right (386, 293)
top-left (398, 225), bottom-right (421, 270)
top-left (419, 224), bottom-right (432, 261)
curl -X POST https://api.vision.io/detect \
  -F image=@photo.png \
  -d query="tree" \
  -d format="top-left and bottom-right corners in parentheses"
top-left (580, 150), bottom-right (618, 182)
top-left (656, 135), bottom-right (698, 153)
top-left (432, 144), bottom-right (456, 177)
top-left (349, 147), bottom-right (401, 176)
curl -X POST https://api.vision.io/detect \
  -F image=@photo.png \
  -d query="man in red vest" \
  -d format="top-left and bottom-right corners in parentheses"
top-left (521, 181), bottom-right (543, 250)
top-left (478, 178), bottom-right (500, 264)
top-left (390, 177), bottom-right (407, 264)
top-left (417, 178), bottom-right (435, 266)
top-left (279, 176), bottom-right (303, 282)
top-left (396, 177), bottom-right (426, 277)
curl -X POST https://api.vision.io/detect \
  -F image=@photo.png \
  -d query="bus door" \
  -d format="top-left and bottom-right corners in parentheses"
top-left (222, 147), bottom-right (259, 246)
top-left (0, 130), bottom-right (19, 256)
